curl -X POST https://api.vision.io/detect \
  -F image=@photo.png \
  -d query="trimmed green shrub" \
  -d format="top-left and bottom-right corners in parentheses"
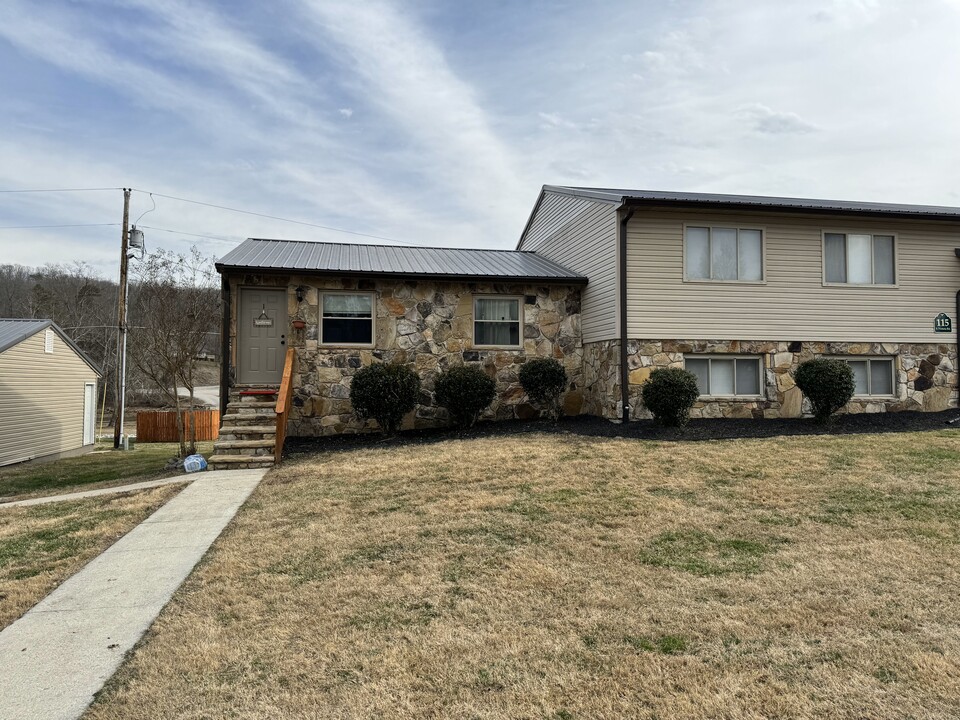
top-left (793, 358), bottom-right (855, 423)
top-left (640, 367), bottom-right (701, 427)
top-left (349, 362), bottom-right (420, 435)
top-left (518, 357), bottom-right (568, 421)
top-left (435, 365), bottom-right (496, 430)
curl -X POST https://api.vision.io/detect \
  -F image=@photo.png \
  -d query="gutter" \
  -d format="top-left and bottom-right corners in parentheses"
top-left (618, 204), bottom-right (635, 423)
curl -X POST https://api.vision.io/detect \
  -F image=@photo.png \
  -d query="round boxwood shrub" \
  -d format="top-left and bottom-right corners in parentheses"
top-left (519, 357), bottom-right (568, 421)
top-left (435, 364), bottom-right (496, 430)
top-left (793, 358), bottom-right (855, 423)
top-left (349, 362), bottom-right (420, 435)
top-left (640, 367), bottom-right (701, 427)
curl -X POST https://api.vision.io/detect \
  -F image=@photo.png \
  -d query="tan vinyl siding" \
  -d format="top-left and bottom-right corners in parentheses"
top-left (0, 330), bottom-right (98, 466)
top-left (626, 208), bottom-right (960, 342)
top-left (520, 191), bottom-right (618, 342)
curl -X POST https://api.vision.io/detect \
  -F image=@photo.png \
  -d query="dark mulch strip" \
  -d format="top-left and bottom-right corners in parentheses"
top-left (285, 409), bottom-right (960, 458)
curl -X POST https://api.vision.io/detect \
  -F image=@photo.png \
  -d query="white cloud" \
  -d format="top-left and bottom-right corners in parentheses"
top-left (338, 108), bottom-right (354, 118)
top-left (739, 104), bottom-right (818, 135)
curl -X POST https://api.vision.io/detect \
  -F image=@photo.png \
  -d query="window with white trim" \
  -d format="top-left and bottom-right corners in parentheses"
top-left (44, 328), bottom-right (54, 354)
top-left (824, 233), bottom-right (895, 285)
top-left (473, 296), bottom-right (521, 347)
top-left (685, 355), bottom-right (763, 397)
top-left (836, 356), bottom-right (895, 397)
top-left (320, 292), bottom-right (373, 345)
top-left (685, 226), bottom-right (763, 281)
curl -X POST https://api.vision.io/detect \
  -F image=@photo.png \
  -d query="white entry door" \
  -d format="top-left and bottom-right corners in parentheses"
top-left (83, 383), bottom-right (96, 445)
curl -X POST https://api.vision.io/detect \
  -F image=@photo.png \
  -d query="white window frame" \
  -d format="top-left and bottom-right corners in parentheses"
top-left (472, 295), bottom-right (523, 349)
top-left (44, 328), bottom-right (55, 354)
top-left (683, 354), bottom-right (765, 399)
top-left (319, 291), bottom-right (375, 348)
top-left (821, 231), bottom-right (898, 287)
top-left (829, 356), bottom-right (896, 398)
top-left (683, 224), bottom-right (766, 284)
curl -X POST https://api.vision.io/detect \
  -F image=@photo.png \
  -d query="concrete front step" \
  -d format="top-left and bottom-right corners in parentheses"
top-left (222, 414), bottom-right (278, 426)
top-left (207, 454), bottom-right (275, 470)
top-left (214, 438), bottom-right (275, 449)
top-left (227, 400), bottom-right (276, 410)
top-left (218, 424), bottom-right (276, 435)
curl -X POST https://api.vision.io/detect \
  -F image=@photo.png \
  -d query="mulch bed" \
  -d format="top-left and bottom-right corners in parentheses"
top-left (285, 409), bottom-right (960, 458)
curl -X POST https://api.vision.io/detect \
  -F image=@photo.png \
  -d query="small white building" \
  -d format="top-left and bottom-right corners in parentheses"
top-left (0, 319), bottom-right (102, 466)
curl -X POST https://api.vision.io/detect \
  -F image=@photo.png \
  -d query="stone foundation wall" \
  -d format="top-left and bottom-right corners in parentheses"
top-left (228, 274), bottom-right (584, 436)
top-left (626, 339), bottom-right (958, 420)
top-left (582, 340), bottom-right (621, 420)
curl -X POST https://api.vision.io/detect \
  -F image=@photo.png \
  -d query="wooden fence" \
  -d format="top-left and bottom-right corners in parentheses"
top-left (136, 409), bottom-right (220, 443)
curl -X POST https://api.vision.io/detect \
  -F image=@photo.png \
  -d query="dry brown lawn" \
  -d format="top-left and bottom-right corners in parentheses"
top-left (87, 430), bottom-right (960, 719)
top-left (0, 485), bottom-right (183, 629)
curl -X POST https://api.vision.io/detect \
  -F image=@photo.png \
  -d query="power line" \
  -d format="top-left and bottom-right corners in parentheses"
top-left (0, 222), bottom-right (120, 230)
top-left (0, 187), bottom-right (122, 193)
top-left (130, 188), bottom-right (426, 246)
top-left (138, 224), bottom-right (240, 244)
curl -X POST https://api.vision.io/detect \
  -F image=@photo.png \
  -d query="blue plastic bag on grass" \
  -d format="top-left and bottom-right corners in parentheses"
top-left (183, 454), bottom-right (207, 473)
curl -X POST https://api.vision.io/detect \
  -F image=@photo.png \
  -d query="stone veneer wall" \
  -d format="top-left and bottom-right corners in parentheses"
top-left (626, 340), bottom-right (958, 420)
top-left (228, 274), bottom-right (584, 436)
top-left (581, 340), bottom-right (621, 420)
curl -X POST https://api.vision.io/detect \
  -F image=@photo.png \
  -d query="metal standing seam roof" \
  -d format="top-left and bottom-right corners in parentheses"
top-left (216, 238), bottom-right (587, 283)
top-left (543, 185), bottom-right (960, 220)
top-left (0, 319), bottom-right (103, 375)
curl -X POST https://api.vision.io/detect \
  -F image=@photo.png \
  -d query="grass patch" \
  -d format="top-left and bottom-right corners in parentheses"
top-left (87, 431), bottom-right (960, 719)
top-left (639, 529), bottom-right (782, 576)
top-left (0, 485), bottom-right (182, 628)
top-left (0, 442), bottom-right (212, 501)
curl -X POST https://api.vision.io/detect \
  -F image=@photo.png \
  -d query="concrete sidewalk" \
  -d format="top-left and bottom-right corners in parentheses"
top-left (0, 468), bottom-right (265, 720)
top-left (0, 476), bottom-right (191, 509)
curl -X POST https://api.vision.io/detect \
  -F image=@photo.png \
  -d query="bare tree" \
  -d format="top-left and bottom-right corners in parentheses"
top-left (129, 247), bottom-right (219, 456)
top-left (0, 264), bottom-right (32, 317)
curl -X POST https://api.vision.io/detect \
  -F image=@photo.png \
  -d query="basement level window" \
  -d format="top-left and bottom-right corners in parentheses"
top-left (684, 355), bottom-right (763, 397)
top-left (320, 292), bottom-right (373, 346)
top-left (832, 356), bottom-right (895, 397)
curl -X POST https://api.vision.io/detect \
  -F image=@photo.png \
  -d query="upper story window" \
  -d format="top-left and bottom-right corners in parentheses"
top-left (685, 226), bottom-right (763, 282)
top-left (321, 292), bottom-right (373, 346)
top-left (44, 328), bottom-right (54, 354)
top-left (684, 355), bottom-right (763, 398)
top-left (824, 233), bottom-right (895, 285)
top-left (474, 296), bottom-right (521, 347)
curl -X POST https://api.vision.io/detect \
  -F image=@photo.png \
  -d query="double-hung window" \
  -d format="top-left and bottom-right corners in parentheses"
top-left (685, 226), bottom-right (763, 281)
top-left (824, 233), bottom-right (895, 285)
top-left (836, 357), bottom-right (895, 397)
top-left (320, 292), bottom-right (373, 345)
top-left (474, 296), bottom-right (521, 347)
top-left (685, 356), bottom-right (763, 397)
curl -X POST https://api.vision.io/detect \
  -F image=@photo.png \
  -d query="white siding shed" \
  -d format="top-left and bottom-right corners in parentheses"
top-left (0, 319), bottom-right (102, 467)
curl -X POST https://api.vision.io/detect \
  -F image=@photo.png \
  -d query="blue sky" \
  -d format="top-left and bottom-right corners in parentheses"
top-left (1, 0), bottom-right (959, 275)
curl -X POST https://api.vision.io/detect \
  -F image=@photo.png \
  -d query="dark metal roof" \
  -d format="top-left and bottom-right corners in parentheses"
top-left (216, 238), bottom-right (587, 283)
top-left (0, 319), bottom-right (103, 375)
top-left (544, 185), bottom-right (960, 221)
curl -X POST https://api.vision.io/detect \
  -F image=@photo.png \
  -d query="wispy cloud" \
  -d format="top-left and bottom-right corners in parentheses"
top-left (739, 104), bottom-right (818, 135)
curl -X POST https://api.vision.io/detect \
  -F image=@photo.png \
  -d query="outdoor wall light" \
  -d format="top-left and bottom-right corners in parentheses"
top-left (295, 285), bottom-right (306, 303)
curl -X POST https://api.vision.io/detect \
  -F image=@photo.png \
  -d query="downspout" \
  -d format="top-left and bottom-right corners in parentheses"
top-left (618, 205), bottom-right (636, 423)
top-left (219, 274), bottom-right (230, 418)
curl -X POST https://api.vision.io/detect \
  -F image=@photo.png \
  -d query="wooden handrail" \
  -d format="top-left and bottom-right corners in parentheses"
top-left (274, 347), bottom-right (295, 464)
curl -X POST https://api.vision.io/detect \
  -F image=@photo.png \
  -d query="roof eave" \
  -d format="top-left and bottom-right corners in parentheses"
top-left (215, 264), bottom-right (588, 285)
top-left (620, 197), bottom-right (960, 222)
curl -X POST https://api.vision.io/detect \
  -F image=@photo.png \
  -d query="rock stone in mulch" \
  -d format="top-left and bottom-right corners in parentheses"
top-left (285, 409), bottom-right (960, 458)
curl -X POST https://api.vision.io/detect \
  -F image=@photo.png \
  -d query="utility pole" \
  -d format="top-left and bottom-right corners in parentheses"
top-left (113, 188), bottom-right (131, 449)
